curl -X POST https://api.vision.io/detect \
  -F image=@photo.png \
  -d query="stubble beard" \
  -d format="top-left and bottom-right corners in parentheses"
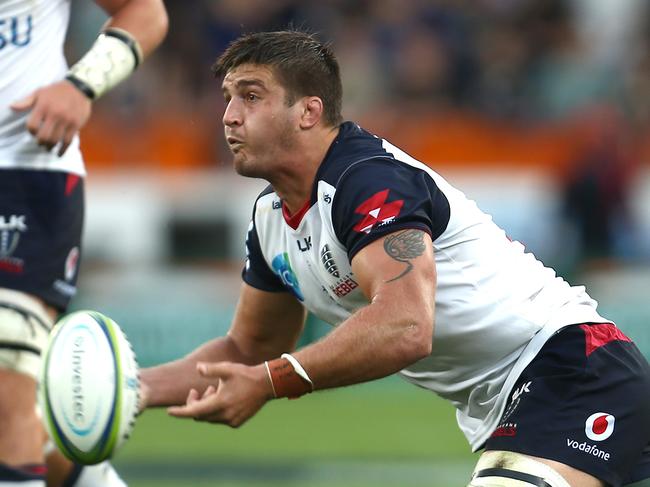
top-left (232, 118), bottom-right (298, 181)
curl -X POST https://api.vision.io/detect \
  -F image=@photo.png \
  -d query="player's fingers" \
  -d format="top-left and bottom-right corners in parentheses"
top-left (185, 388), bottom-right (200, 405)
top-left (202, 385), bottom-right (217, 399)
top-left (35, 118), bottom-right (59, 150)
top-left (197, 361), bottom-right (232, 378)
top-left (167, 393), bottom-right (222, 419)
top-left (10, 93), bottom-right (36, 112)
top-left (25, 107), bottom-right (44, 137)
top-left (47, 123), bottom-right (66, 152)
top-left (57, 127), bottom-right (76, 157)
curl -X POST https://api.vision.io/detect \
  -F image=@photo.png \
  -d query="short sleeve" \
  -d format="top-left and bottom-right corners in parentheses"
top-left (241, 214), bottom-right (287, 293)
top-left (331, 159), bottom-right (450, 260)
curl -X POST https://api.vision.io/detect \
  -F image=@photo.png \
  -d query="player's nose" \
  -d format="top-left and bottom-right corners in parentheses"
top-left (222, 99), bottom-right (242, 127)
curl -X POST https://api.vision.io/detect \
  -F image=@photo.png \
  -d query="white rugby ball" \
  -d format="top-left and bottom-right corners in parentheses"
top-left (39, 310), bottom-right (139, 465)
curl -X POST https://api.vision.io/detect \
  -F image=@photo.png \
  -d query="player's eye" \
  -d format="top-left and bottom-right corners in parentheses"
top-left (245, 93), bottom-right (259, 102)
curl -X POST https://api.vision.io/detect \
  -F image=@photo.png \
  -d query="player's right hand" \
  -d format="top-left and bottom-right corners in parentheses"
top-left (10, 79), bottom-right (92, 157)
top-left (167, 362), bottom-right (274, 428)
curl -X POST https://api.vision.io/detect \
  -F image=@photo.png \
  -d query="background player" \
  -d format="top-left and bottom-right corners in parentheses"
top-left (0, 0), bottom-right (167, 486)
top-left (140, 30), bottom-right (650, 487)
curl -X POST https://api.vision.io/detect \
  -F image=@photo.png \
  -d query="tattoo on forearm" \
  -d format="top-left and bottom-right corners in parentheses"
top-left (383, 230), bottom-right (426, 282)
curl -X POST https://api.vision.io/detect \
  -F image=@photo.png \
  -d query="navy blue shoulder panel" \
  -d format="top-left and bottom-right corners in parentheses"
top-left (310, 122), bottom-right (392, 201)
top-left (241, 190), bottom-right (287, 293)
top-left (330, 158), bottom-right (451, 261)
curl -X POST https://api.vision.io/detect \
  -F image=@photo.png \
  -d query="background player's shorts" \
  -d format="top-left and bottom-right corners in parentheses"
top-left (0, 169), bottom-right (84, 311)
top-left (485, 323), bottom-right (650, 487)
top-left (0, 289), bottom-right (52, 379)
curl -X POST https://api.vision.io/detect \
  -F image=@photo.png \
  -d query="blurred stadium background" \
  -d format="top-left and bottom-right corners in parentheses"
top-left (64, 0), bottom-right (650, 485)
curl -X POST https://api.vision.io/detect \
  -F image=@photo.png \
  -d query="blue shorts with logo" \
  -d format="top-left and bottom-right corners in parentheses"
top-left (0, 169), bottom-right (84, 311)
top-left (484, 323), bottom-right (650, 486)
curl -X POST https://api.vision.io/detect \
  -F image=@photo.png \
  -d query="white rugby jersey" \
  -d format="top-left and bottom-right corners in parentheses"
top-left (243, 122), bottom-right (607, 450)
top-left (0, 0), bottom-right (84, 175)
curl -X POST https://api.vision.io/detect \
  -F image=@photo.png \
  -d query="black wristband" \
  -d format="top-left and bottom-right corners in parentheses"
top-left (65, 74), bottom-right (96, 100)
top-left (104, 28), bottom-right (142, 68)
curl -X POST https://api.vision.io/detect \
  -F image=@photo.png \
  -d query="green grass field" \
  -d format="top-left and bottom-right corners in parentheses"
top-left (113, 377), bottom-right (478, 487)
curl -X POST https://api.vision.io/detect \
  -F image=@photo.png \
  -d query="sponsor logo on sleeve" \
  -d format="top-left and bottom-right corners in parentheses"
top-left (353, 189), bottom-right (404, 234)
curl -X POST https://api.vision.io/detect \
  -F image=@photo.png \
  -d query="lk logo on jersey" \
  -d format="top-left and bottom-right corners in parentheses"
top-left (271, 253), bottom-right (304, 301)
top-left (353, 189), bottom-right (404, 233)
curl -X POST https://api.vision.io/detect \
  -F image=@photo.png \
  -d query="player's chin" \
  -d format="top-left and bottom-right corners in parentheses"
top-left (233, 157), bottom-right (262, 179)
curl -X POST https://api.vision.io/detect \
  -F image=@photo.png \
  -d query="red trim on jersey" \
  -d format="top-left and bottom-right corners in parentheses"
top-left (282, 200), bottom-right (311, 230)
top-left (580, 323), bottom-right (631, 357)
top-left (65, 174), bottom-right (80, 196)
top-left (21, 464), bottom-right (47, 476)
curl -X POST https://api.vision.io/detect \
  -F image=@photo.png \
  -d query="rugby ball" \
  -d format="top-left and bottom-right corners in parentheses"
top-left (38, 310), bottom-right (139, 465)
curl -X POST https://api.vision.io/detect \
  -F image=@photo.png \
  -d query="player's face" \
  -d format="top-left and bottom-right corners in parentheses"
top-left (221, 64), bottom-right (301, 179)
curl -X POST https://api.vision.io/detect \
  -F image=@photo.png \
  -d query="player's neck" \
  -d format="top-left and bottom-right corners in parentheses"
top-left (272, 125), bottom-right (339, 214)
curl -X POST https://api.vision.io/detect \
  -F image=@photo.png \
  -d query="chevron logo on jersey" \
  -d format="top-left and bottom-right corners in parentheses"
top-left (353, 189), bottom-right (404, 233)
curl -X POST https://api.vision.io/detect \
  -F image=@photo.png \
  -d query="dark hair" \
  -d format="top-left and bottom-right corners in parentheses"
top-left (213, 30), bottom-right (343, 127)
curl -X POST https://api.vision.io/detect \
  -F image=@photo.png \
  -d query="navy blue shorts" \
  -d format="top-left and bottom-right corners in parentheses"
top-left (485, 323), bottom-right (650, 486)
top-left (0, 169), bottom-right (84, 311)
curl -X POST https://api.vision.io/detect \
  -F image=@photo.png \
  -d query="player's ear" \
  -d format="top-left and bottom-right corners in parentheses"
top-left (299, 96), bottom-right (323, 129)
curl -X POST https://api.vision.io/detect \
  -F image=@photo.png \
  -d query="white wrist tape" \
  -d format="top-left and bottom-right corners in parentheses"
top-left (264, 361), bottom-right (277, 398)
top-left (281, 353), bottom-right (314, 391)
top-left (66, 28), bottom-right (142, 100)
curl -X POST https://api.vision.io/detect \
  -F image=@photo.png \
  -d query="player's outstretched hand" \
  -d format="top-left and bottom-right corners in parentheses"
top-left (10, 80), bottom-right (92, 157)
top-left (167, 362), bottom-right (274, 428)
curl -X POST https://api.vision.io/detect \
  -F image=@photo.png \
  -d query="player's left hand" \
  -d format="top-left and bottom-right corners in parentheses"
top-left (167, 362), bottom-right (274, 428)
top-left (10, 79), bottom-right (92, 157)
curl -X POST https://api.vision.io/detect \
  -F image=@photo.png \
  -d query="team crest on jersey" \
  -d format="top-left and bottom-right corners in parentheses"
top-left (271, 253), bottom-right (304, 301)
top-left (0, 214), bottom-right (27, 274)
top-left (320, 245), bottom-right (339, 278)
top-left (353, 189), bottom-right (404, 234)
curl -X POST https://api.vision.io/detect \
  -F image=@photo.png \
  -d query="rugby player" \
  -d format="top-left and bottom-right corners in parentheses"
top-left (141, 30), bottom-right (650, 487)
top-left (0, 0), bottom-right (167, 485)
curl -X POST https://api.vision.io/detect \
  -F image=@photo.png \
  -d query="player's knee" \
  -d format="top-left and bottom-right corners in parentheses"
top-left (468, 451), bottom-right (572, 487)
top-left (0, 290), bottom-right (53, 380)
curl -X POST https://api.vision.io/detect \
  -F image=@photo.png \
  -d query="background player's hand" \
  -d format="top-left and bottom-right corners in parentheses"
top-left (167, 362), bottom-right (274, 428)
top-left (10, 80), bottom-right (92, 157)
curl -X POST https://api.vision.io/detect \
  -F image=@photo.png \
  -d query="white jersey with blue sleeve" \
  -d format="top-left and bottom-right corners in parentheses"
top-left (242, 122), bottom-right (607, 450)
top-left (0, 0), bottom-right (84, 175)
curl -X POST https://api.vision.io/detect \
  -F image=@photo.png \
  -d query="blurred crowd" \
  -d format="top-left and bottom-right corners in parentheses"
top-left (66, 0), bottom-right (650, 268)
top-left (67, 0), bottom-right (650, 160)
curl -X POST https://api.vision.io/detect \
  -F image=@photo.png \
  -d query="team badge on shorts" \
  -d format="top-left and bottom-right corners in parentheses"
top-left (0, 214), bottom-right (27, 274)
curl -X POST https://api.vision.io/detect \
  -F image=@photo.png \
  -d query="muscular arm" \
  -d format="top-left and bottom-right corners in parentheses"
top-left (10, 0), bottom-right (168, 155)
top-left (293, 229), bottom-right (436, 389)
top-left (95, 0), bottom-right (168, 57)
top-left (141, 283), bottom-right (306, 408)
